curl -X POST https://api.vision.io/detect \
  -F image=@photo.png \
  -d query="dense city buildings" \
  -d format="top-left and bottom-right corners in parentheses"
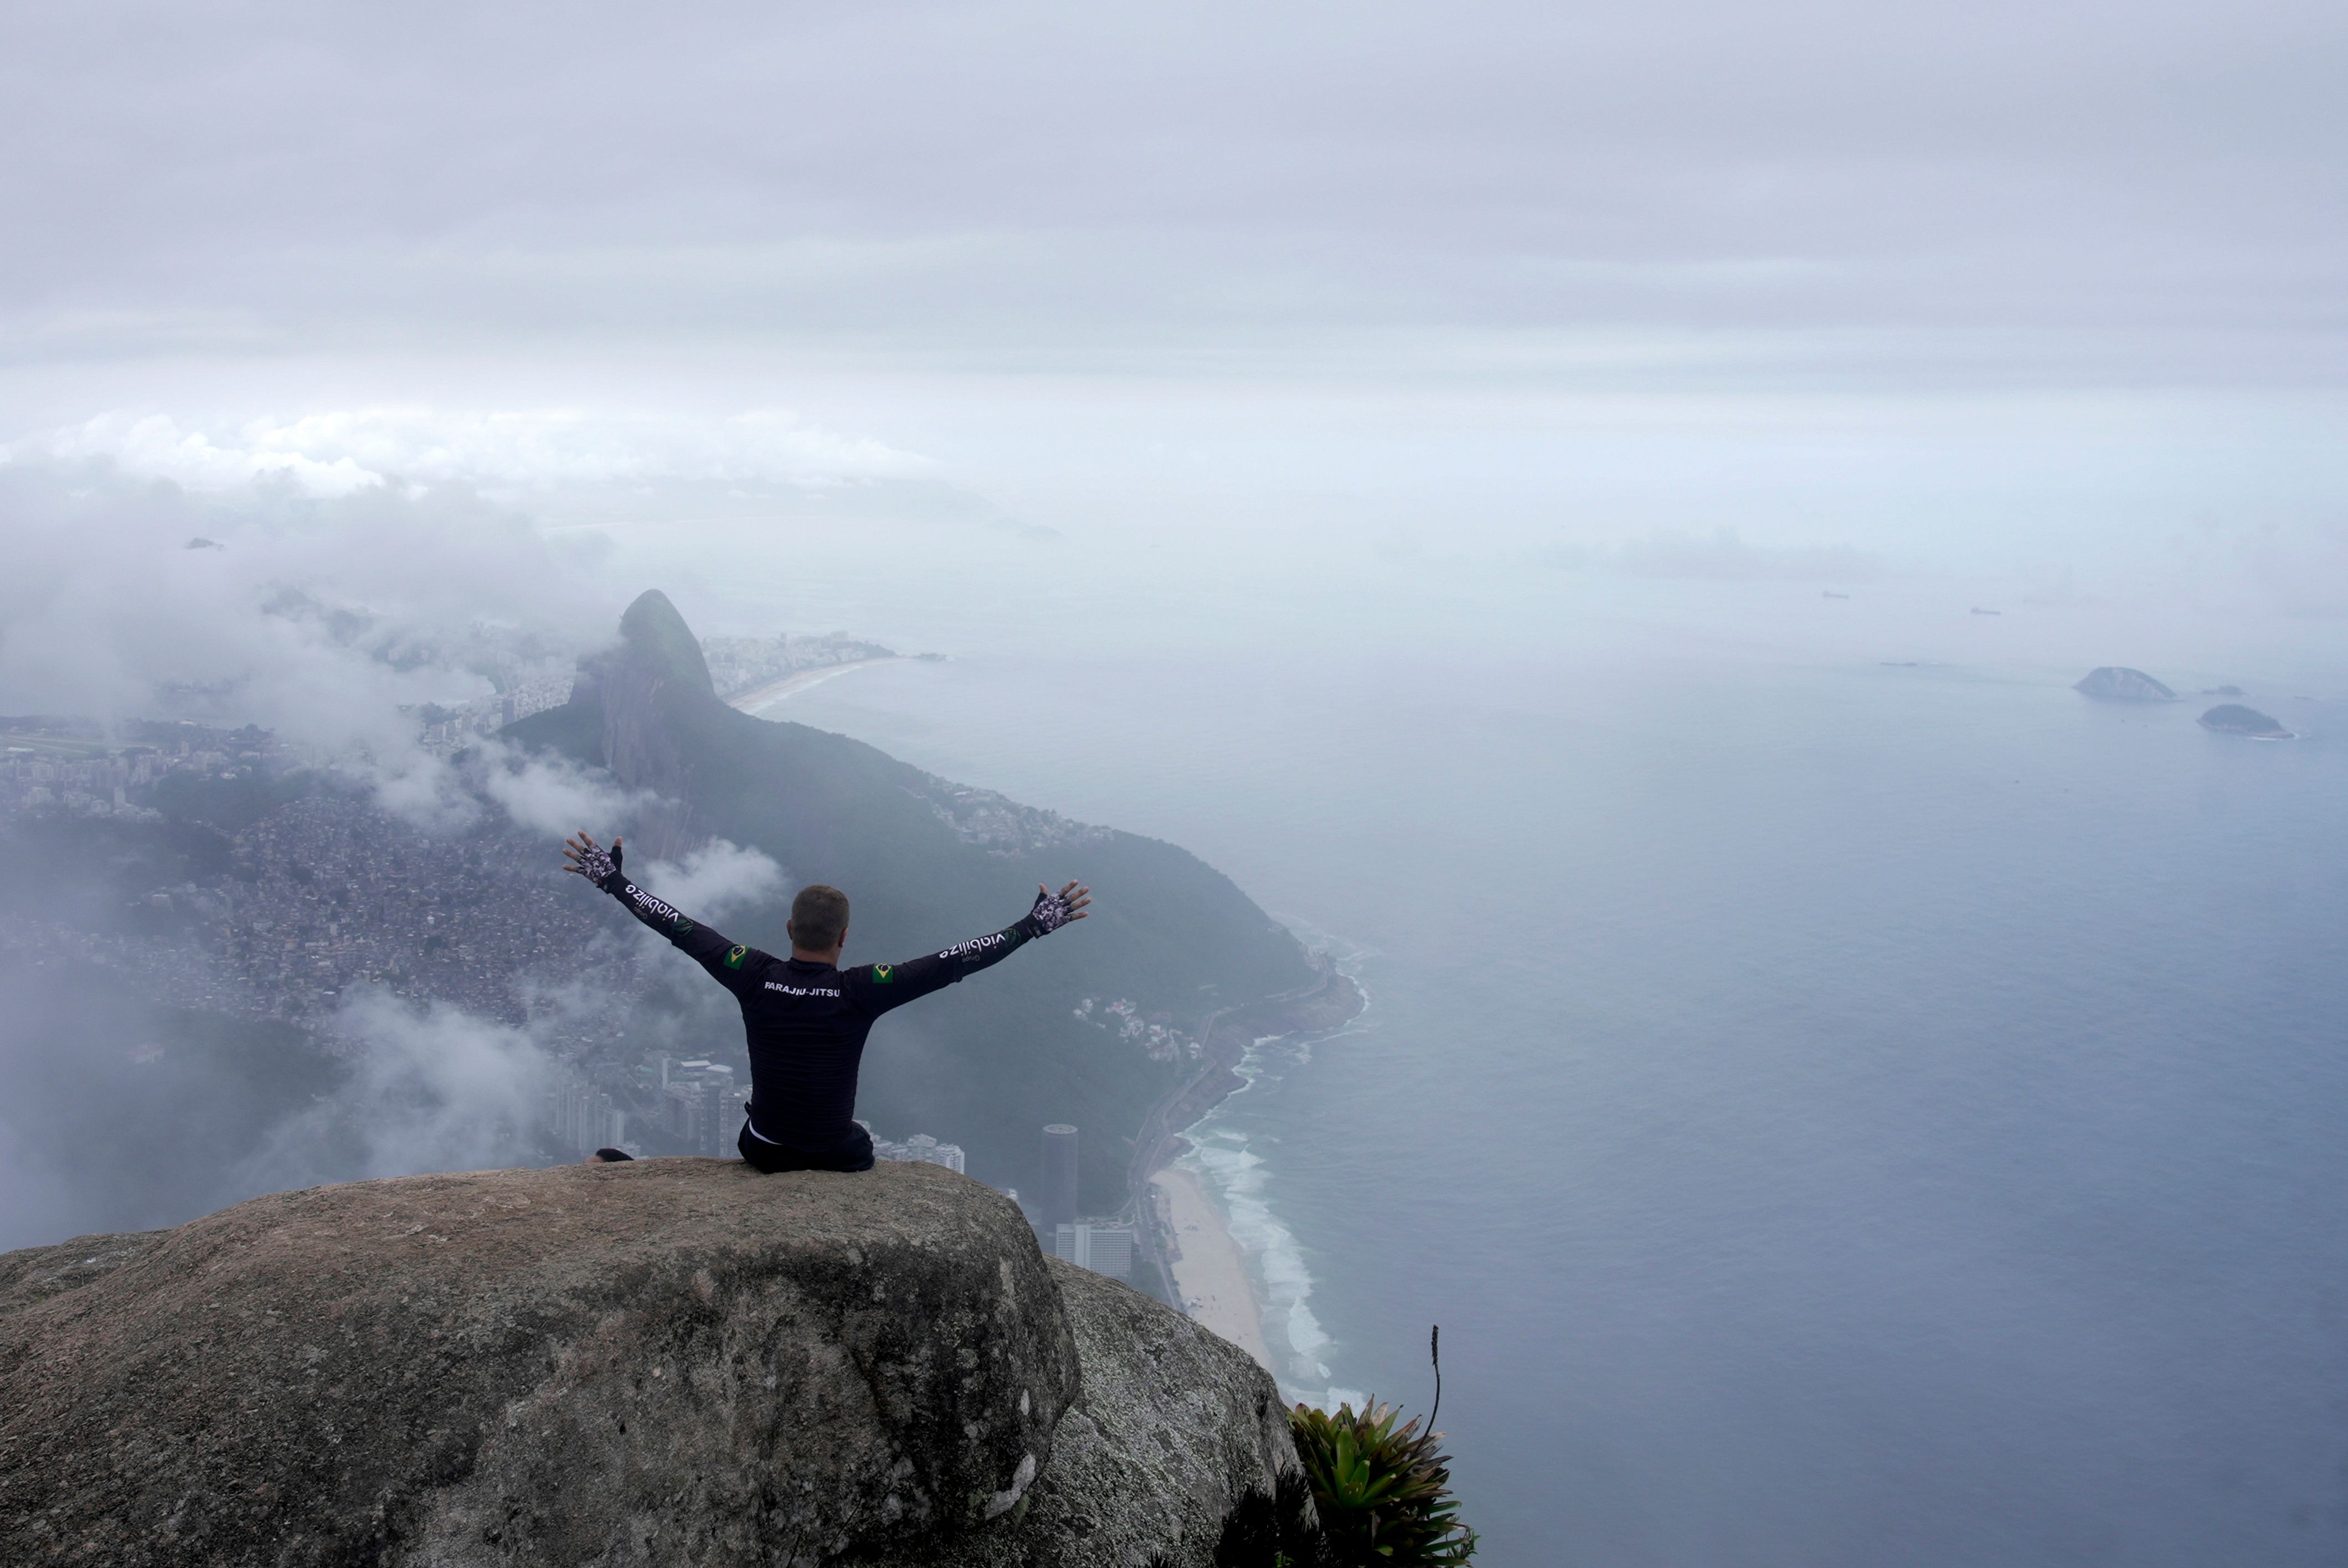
top-left (1070, 996), bottom-right (1196, 1064)
top-left (414, 665), bottom-right (575, 758)
top-left (548, 1066), bottom-right (630, 1159)
top-left (0, 718), bottom-right (291, 821)
top-left (699, 632), bottom-right (897, 703)
top-left (1, 663), bottom-right (1150, 1206)
top-left (871, 1131), bottom-right (967, 1173)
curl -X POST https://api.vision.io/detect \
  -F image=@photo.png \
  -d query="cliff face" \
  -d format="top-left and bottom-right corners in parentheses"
top-left (0, 1160), bottom-right (1293, 1566)
top-left (902, 1261), bottom-right (1301, 1568)
top-left (568, 589), bottom-right (713, 860)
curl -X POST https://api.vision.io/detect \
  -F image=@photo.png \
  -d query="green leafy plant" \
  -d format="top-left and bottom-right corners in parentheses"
top-left (1288, 1399), bottom-right (1477, 1565)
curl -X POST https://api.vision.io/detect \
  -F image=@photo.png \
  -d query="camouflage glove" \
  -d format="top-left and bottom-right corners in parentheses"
top-left (1026, 886), bottom-right (1077, 935)
top-left (562, 834), bottom-right (626, 892)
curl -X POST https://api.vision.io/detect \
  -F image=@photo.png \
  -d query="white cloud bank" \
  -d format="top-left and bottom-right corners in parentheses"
top-left (0, 461), bottom-right (624, 824)
top-left (1611, 528), bottom-right (1886, 585)
top-left (476, 747), bottom-right (653, 839)
top-left (10, 408), bottom-right (930, 499)
top-left (236, 989), bottom-right (554, 1188)
top-left (221, 836), bottom-right (789, 1190)
top-left (639, 839), bottom-right (789, 919)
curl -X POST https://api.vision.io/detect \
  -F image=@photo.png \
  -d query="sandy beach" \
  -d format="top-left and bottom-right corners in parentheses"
top-left (725, 658), bottom-right (899, 713)
top-left (1151, 1166), bottom-right (1274, 1372)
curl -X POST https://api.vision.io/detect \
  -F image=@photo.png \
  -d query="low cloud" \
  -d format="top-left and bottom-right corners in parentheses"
top-left (0, 461), bottom-right (624, 829)
top-left (0, 462), bottom-right (595, 715)
top-left (235, 989), bottom-right (553, 1190)
top-left (1609, 527), bottom-right (1886, 584)
top-left (466, 753), bottom-right (785, 914)
top-left (13, 408), bottom-right (929, 499)
top-left (2226, 520), bottom-right (2348, 620)
top-left (16, 414), bottom-right (386, 497)
top-left (640, 839), bottom-right (790, 919)
top-left (476, 745), bottom-right (653, 839)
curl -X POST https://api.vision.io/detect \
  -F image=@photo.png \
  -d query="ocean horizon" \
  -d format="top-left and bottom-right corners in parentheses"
top-left (758, 580), bottom-right (2348, 1568)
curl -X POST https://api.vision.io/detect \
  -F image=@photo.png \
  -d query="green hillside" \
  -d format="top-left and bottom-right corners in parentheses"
top-left (506, 591), bottom-right (1318, 1211)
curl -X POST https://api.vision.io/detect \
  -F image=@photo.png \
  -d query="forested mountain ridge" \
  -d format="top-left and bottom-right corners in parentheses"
top-left (507, 590), bottom-right (1324, 1211)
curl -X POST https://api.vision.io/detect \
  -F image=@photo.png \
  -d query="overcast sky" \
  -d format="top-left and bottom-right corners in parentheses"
top-left (1, 0), bottom-right (2343, 603)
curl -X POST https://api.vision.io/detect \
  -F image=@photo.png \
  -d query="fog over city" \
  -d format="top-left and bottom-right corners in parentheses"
top-left (3, 4), bottom-right (2345, 1565)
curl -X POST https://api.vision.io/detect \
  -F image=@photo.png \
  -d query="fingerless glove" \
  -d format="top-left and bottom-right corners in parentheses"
top-left (1026, 888), bottom-right (1075, 935)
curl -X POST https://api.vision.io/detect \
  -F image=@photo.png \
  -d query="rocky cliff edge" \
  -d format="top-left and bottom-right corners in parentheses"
top-left (0, 1159), bottom-right (1294, 1567)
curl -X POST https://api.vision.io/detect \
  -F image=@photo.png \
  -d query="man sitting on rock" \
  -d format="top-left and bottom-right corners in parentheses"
top-left (563, 831), bottom-right (1089, 1174)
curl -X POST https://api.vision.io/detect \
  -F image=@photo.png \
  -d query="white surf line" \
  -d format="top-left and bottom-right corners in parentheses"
top-left (1182, 924), bottom-right (1377, 1409)
top-left (725, 658), bottom-right (901, 713)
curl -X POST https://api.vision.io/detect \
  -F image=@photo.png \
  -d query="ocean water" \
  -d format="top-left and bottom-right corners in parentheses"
top-left (758, 585), bottom-right (2348, 1568)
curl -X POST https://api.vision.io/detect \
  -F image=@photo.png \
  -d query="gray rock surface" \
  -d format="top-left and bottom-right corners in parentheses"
top-left (573, 587), bottom-right (711, 859)
top-left (2073, 666), bottom-right (2179, 701)
top-left (897, 1259), bottom-right (1299, 1568)
top-left (0, 1158), bottom-right (1079, 1566)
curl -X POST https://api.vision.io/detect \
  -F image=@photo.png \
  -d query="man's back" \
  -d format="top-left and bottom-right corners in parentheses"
top-left (700, 946), bottom-right (1018, 1154)
top-left (563, 831), bottom-right (1088, 1169)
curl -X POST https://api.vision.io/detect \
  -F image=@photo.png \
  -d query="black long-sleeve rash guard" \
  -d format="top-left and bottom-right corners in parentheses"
top-left (597, 873), bottom-right (1055, 1156)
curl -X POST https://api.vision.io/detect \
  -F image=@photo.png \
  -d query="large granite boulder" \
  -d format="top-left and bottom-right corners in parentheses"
top-left (0, 1158), bottom-right (1296, 1568)
top-left (913, 1260), bottom-right (1299, 1568)
top-left (0, 1159), bottom-right (1074, 1565)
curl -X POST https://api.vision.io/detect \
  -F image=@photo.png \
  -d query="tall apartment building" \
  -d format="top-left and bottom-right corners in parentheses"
top-left (546, 1069), bottom-right (628, 1157)
top-left (639, 1056), bottom-right (741, 1155)
top-left (1039, 1123), bottom-right (1079, 1236)
top-left (1049, 1221), bottom-right (1137, 1282)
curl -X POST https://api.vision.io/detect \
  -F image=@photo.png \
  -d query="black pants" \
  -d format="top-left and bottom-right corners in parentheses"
top-left (737, 1117), bottom-right (875, 1174)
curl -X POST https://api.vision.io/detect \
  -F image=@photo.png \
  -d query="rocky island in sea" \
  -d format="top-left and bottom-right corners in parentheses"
top-left (2074, 667), bottom-right (2178, 702)
top-left (2198, 703), bottom-right (2294, 739)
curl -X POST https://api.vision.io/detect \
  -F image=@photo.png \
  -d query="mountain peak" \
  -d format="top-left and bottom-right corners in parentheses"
top-left (618, 589), bottom-right (714, 698)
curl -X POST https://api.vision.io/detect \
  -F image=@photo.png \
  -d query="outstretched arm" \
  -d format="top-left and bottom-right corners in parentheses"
top-left (563, 831), bottom-right (765, 991)
top-left (847, 881), bottom-right (1091, 1014)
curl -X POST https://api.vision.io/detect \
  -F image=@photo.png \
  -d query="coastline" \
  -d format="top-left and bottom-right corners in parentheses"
top-left (1129, 955), bottom-right (1366, 1388)
top-left (725, 657), bottom-right (900, 713)
top-left (1150, 1165), bottom-right (1276, 1370)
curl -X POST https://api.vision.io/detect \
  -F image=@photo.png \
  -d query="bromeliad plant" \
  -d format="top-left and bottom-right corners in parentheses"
top-left (1288, 1399), bottom-right (1477, 1565)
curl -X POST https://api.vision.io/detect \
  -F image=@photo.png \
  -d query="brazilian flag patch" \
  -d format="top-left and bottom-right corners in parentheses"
top-left (724, 945), bottom-right (747, 970)
top-left (873, 963), bottom-right (894, 983)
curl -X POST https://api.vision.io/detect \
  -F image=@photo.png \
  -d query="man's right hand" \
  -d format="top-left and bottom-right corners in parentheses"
top-left (563, 831), bottom-right (625, 890)
top-left (1028, 880), bottom-right (1091, 934)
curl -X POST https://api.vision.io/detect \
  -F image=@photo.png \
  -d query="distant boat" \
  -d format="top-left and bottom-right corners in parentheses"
top-left (1821, 590), bottom-right (1850, 600)
top-left (1970, 607), bottom-right (2001, 616)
